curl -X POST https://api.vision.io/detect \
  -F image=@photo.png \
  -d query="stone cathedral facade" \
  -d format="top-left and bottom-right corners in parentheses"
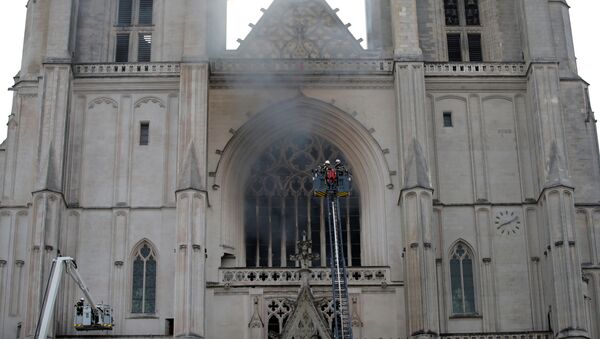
top-left (0, 0), bottom-right (599, 338)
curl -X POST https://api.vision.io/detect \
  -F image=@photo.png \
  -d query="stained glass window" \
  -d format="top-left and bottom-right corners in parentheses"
top-left (444, 0), bottom-right (483, 62)
top-left (244, 134), bottom-right (361, 268)
top-left (464, 0), bottom-right (480, 26)
top-left (444, 0), bottom-right (459, 26)
top-left (450, 243), bottom-right (476, 314)
top-left (131, 243), bottom-right (157, 313)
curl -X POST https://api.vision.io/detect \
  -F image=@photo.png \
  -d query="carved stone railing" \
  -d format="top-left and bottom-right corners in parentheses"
top-left (219, 267), bottom-right (390, 287)
top-left (441, 331), bottom-right (553, 339)
top-left (73, 62), bottom-right (181, 77)
top-left (425, 62), bottom-right (527, 77)
top-left (210, 59), bottom-right (394, 75)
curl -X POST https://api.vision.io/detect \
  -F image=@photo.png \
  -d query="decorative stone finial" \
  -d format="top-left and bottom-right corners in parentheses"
top-left (290, 231), bottom-right (320, 271)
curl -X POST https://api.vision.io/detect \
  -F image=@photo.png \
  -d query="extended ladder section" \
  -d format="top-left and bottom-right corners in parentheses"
top-left (313, 160), bottom-right (353, 339)
top-left (35, 257), bottom-right (114, 339)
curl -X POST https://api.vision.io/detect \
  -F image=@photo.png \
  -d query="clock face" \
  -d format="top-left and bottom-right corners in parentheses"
top-left (495, 210), bottom-right (521, 235)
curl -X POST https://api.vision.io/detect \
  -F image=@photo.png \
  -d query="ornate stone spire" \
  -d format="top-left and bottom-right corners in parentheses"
top-left (281, 233), bottom-right (331, 339)
top-left (290, 231), bottom-right (320, 285)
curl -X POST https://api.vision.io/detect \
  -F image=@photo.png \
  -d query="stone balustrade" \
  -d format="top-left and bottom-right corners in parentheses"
top-left (73, 62), bottom-right (181, 77)
top-left (72, 61), bottom-right (528, 78)
top-left (441, 331), bottom-right (553, 339)
top-left (219, 267), bottom-right (390, 287)
top-left (210, 58), bottom-right (394, 75)
top-left (424, 62), bottom-right (527, 76)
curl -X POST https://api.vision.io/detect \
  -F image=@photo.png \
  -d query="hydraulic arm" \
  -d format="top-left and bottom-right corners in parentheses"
top-left (313, 160), bottom-right (353, 339)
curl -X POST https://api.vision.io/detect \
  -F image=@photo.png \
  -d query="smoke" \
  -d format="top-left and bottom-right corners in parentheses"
top-left (243, 133), bottom-right (360, 268)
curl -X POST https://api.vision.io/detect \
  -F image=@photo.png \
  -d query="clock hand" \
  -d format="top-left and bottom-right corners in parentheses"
top-left (496, 216), bottom-right (518, 229)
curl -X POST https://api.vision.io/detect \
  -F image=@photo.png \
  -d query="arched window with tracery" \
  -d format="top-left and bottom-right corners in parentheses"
top-left (131, 242), bottom-right (157, 314)
top-left (244, 134), bottom-right (361, 268)
top-left (449, 242), bottom-right (476, 315)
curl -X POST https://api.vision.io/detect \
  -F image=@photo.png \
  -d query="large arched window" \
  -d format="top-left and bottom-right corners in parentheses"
top-left (244, 134), bottom-right (361, 268)
top-left (131, 242), bottom-right (157, 314)
top-left (450, 242), bottom-right (476, 315)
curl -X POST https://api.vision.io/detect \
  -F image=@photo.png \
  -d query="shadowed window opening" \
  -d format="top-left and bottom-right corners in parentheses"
top-left (118, 0), bottom-right (133, 26)
top-left (444, 0), bottom-right (459, 26)
top-left (450, 243), bottom-right (476, 315)
top-left (468, 34), bottom-right (482, 62)
top-left (131, 243), bottom-right (156, 314)
top-left (139, 0), bottom-right (154, 25)
top-left (138, 34), bottom-right (152, 62)
top-left (267, 299), bottom-right (292, 337)
top-left (139, 121), bottom-right (150, 145)
top-left (443, 112), bottom-right (453, 127)
top-left (464, 0), bottom-right (480, 26)
top-left (447, 34), bottom-right (462, 62)
top-left (116, 33), bottom-right (130, 62)
top-left (244, 134), bottom-right (361, 268)
top-left (444, 0), bottom-right (483, 62)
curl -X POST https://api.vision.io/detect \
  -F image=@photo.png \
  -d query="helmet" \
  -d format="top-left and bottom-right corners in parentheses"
top-left (324, 160), bottom-right (330, 165)
top-left (335, 159), bottom-right (341, 163)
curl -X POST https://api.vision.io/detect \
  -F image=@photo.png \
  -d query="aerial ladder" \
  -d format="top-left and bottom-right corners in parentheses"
top-left (313, 160), bottom-right (353, 339)
top-left (35, 256), bottom-right (114, 339)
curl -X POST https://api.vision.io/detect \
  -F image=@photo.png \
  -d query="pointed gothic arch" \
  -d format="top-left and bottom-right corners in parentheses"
top-left (129, 239), bottom-right (158, 314)
top-left (447, 239), bottom-right (478, 316)
top-left (215, 96), bottom-right (391, 267)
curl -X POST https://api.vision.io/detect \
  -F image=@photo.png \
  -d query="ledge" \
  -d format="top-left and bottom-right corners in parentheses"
top-left (448, 313), bottom-right (482, 319)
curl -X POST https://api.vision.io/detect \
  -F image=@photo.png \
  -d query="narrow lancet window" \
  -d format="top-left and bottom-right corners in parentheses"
top-left (139, 122), bottom-right (150, 145)
top-left (118, 0), bottom-right (133, 26)
top-left (464, 0), bottom-right (480, 26)
top-left (444, 0), bottom-right (460, 26)
top-left (139, 0), bottom-right (154, 25)
top-left (450, 243), bottom-right (476, 314)
top-left (131, 243), bottom-right (157, 314)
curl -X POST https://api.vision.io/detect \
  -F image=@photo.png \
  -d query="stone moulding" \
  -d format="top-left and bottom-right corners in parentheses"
top-left (73, 62), bottom-right (181, 77)
top-left (219, 267), bottom-right (390, 287)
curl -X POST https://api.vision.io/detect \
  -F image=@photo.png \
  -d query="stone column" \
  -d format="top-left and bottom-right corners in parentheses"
top-left (20, 0), bottom-right (50, 78)
top-left (520, 2), bottom-right (589, 337)
top-left (392, 2), bottom-right (439, 337)
top-left (174, 59), bottom-right (209, 339)
top-left (548, 0), bottom-right (577, 77)
top-left (366, 0), bottom-right (392, 51)
top-left (390, 0), bottom-right (422, 60)
top-left (24, 191), bottom-right (64, 338)
top-left (174, 2), bottom-right (209, 336)
top-left (45, 0), bottom-right (74, 63)
top-left (401, 185), bottom-right (439, 339)
top-left (174, 186), bottom-right (207, 338)
top-left (22, 1), bottom-right (75, 335)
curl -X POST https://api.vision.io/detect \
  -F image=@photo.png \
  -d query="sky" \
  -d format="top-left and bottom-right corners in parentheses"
top-left (0, 1), bottom-right (598, 146)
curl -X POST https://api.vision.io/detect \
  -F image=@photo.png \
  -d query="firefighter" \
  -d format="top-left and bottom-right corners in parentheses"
top-left (75, 298), bottom-right (84, 316)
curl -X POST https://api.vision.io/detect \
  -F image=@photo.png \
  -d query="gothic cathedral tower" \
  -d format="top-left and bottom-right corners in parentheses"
top-left (0, 1), bottom-right (598, 338)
